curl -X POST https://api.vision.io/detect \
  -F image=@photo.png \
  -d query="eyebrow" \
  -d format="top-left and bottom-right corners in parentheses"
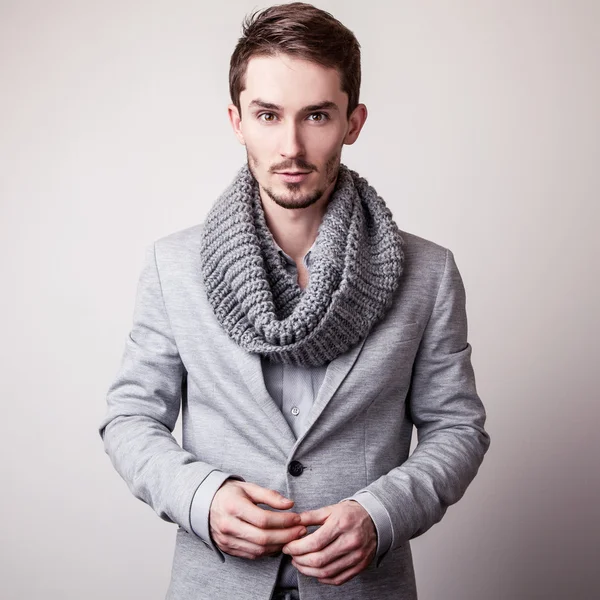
top-left (248, 99), bottom-right (339, 112)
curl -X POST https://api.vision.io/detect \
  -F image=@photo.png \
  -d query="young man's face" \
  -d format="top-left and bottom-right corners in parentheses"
top-left (228, 53), bottom-right (367, 210)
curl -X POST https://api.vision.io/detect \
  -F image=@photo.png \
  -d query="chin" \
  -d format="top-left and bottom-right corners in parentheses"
top-left (273, 187), bottom-right (324, 210)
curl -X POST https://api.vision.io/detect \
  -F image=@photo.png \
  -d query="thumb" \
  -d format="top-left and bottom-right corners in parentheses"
top-left (243, 482), bottom-right (295, 509)
top-left (297, 505), bottom-right (333, 526)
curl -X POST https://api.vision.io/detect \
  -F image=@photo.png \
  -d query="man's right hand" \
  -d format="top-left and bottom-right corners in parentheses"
top-left (209, 480), bottom-right (307, 560)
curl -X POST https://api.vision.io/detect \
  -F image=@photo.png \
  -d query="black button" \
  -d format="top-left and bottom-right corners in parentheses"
top-left (288, 460), bottom-right (304, 477)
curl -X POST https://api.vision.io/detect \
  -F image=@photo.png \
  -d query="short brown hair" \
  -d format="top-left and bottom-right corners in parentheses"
top-left (229, 2), bottom-right (361, 119)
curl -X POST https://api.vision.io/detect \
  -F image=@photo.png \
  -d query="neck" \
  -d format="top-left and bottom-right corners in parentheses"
top-left (259, 178), bottom-right (337, 261)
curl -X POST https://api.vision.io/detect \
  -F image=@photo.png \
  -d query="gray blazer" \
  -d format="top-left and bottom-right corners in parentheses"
top-left (99, 223), bottom-right (491, 600)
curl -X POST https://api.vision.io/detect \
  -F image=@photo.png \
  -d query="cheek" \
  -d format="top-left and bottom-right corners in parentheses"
top-left (309, 127), bottom-right (345, 154)
top-left (244, 130), bottom-right (278, 158)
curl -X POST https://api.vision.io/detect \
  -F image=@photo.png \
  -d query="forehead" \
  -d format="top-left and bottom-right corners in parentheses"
top-left (241, 54), bottom-right (346, 110)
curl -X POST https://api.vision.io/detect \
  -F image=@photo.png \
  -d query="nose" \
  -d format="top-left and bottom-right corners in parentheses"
top-left (279, 120), bottom-right (305, 159)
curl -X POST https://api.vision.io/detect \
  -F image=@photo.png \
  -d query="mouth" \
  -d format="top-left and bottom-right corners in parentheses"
top-left (276, 171), bottom-right (312, 183)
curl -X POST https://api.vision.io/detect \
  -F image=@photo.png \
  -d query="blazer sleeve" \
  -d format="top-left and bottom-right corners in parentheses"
top-left (98, 243), bottom-right (221, 535)
top-left (358, 248), bottom-right (491, 560)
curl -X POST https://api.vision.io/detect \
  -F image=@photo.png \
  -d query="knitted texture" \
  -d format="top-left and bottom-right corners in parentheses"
top-left (199, 163), bottom-right (405, 367)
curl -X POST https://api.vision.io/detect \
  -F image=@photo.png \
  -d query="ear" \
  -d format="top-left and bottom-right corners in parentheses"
top-left (343, 103), bottom-right (368, 146)
top-left (228, 103), bottom-right (246, 146)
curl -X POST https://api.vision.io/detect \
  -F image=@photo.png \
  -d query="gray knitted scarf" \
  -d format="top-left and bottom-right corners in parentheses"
top-left (199, 163), bottom-right (404, 367)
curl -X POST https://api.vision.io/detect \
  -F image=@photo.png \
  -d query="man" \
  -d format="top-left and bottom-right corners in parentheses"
top-left (99, 3), bottom-right (491, 599)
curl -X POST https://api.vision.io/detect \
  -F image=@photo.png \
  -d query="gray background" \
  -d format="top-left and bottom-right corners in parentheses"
top-left (1, 1), bottom-right (598, 598)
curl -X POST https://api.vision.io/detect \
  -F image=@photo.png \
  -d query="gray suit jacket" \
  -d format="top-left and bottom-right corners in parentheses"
top-left (99, 223), bottom-right (490, 600)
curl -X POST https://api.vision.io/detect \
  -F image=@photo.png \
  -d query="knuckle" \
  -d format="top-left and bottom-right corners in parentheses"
top-left (284, 517), bottom-right (297, 529)
top-left (309, 556), bottom-right (324, 568)
top-left (315, 556), bottom-right (328, 568)
top-left (255, 514), bottom-right (268, 529)
top-left (254, 532), bottom-right (268, 546)
top-left (219, 521), bottom-right (232, 535)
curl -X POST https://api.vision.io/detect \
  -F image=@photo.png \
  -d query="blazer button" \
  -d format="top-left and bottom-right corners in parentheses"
top-left (288, 460), bottom-right (304, 477)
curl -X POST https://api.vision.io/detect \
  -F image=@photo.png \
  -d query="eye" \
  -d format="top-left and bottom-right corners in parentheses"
top-left (308, 112), bottom-right (329, 122)
top-left (258, 112), bottom-right (277, 122)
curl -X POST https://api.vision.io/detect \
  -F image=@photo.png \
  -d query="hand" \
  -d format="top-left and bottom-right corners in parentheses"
top-left (209, 480), bottom-right (307, 560)
top-left (282, 500), bottom-right (377, 586)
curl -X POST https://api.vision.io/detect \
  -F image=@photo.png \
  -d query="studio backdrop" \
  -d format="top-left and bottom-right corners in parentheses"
top-left (1, 1), bottom-right (598, 599)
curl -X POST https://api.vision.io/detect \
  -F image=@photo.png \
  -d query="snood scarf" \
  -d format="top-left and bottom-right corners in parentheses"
top-left (199, 163), bottom-right (404, 367)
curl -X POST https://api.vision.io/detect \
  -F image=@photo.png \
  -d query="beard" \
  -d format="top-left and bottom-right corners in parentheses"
top-left (246, 150), bottom-right (341, 210)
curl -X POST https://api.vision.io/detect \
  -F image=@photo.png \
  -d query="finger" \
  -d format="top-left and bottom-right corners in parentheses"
top-left (318, 563), bottom-right (365, 586)
top-left (290, 534), bottom-right (349, 568)
top-left (297, 506), bottom-right (333, 527)
top-left (233, 519), bottom-right (307, 546)
top-left (238, 500), bottom-right (302, 529)
top-left (242, 482), bottom-right (295, 509)
top-left (292, 547), bottom-right (363, 580)
top-left (282, 520), bottom-right (338, 556)
top-left (216, 534), bottom-right (284, 560)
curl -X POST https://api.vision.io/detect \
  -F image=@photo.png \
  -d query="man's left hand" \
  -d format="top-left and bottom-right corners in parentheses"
top-left (281, 500), bottom-right (377, 586)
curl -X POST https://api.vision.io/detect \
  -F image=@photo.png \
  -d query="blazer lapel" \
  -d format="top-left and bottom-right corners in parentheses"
top-left (301, 335), bottom-right (368, 439)
top-left (235, 348), bottom-right (297, 453)
top-left (233, 335), bottom-right (368, 455)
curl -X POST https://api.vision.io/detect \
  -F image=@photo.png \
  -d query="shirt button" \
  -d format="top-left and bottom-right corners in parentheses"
top-left (291, 406), bottom-right (300, 416)
top-left (288, 460), bottom-right (304, 477)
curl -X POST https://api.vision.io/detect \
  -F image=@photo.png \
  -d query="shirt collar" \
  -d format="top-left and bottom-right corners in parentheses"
top-left (272, 237), bottom-right (318, 269)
